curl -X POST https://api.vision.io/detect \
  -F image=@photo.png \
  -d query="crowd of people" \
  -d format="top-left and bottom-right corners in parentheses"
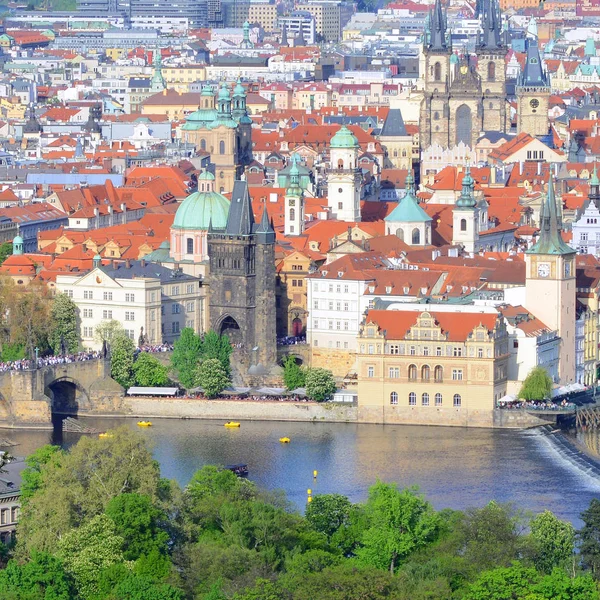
top-left (497, 399), bottom-right (577, 411)
top-left (0, 351), bottom-right (102, 372)
top-left (277, 336), bottom-right (307, 346)
top-left (137, 343), bottom-right (173, 354)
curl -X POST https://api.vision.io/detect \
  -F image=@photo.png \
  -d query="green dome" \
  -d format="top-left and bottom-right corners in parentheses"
top-left (330, 125), bottom-right (359, 149)
top-left (173, 190), bottom-right (230, 231)
top-left (218, 83), bottom-right (231, 101)
top-left (233, 79), bottom-right (245, 97)
top-left (198, 170), bottom-right (215, 181)
top-left (12, 235), bottom-right (23, 244)
top-left (201, 84), bottom-right (214, 96)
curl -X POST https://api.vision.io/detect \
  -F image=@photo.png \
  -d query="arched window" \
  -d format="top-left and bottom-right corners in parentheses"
top-left (453, 394), bottom-right (462, 407)
top-left (409, 392), bottom-right (417, 405)
top-left (412, 228), bottom-right (421, 245)
top-left (489, 102), bottom-right (493, 110)
top-left (487, 61), bottom-right (496, 81)
top-left (455, 104), bottom-right (472, 146)
top-left (390, 392), bottom-right (398, 405)
top-left (435, 393), bottom-right (443, 406)
top-left (421, 365), bottom-right (430, 381)
top-left (460, 218), bottom-right (467, 232)
top-left (219, 140), bottom-right (226, 155)
top-left (186, 238), bottom-right (193, 254)
top-left (408, 364), bottom-right (417, 380)
top-left (434, 61), bottom-right (441, 81)
top-left (338, 159), bottom-right (344, 169)
top-left (434, 365), bottom-right (443, 382)
top-left (422, 393), bottom-right (430, 406)
top-left (200, 138), bottom-right (206, 151)
top-left (434, 111), bottom-right (440, 121)
top-left (289, 208), bottom-right (295, 221)
top-left (396, 228), bottom-right (404, 241)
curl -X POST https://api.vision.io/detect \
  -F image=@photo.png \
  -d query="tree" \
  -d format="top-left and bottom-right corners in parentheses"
top-left (197, 358), bottom-right (229, 398)
top-left (94, 319), bottom-right (127, 345)
top-left (530, 510), bottom-right (575, 574)
top-left (170, 327), bottom-right (202, 389)
top-left (519, 366), bottom-right (553, 401)
top-left (133, 353), bottom-right (169, 387)
top-left (201, 330), bottom-right (232, 377)
top-left (305, 494), bottom-right (352, 539)
top-left (20, 444), bottom-right (63, 503)
top-left (355, 483), bottom-right (440, 573)
top-left (49, 293), bottom-right (79, 355)
top-left (1, 343), bottom-right (25, 362)
top-left (111, 333), bottom-right (136, 389)
top-left (305, 368), bottom-right (336, 402)
top-left (0, 242), bottom-right (13, 266)
top-left (283, 355), bottom-right (306, 391)
top-left (580, 498), bottom-right (600, 578)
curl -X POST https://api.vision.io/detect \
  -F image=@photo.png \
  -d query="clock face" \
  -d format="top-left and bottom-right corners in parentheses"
top-left (565, 261), bottom-right (572, 277)
top-left (530, 98), bottom-right (540, 109)
top-left (537, 263), bottom-right (550, 278)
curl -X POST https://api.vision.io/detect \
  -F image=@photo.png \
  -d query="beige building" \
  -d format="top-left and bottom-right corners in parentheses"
top-left (356, 307), bottom-right (509, 427)
top-left (162, 65), bottom-right (207, 93)
top-left (299, 2), bottom-right (341, 41)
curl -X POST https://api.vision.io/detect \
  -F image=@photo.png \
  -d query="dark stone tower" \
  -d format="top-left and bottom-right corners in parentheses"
top-left (207, 181), bottom-right (276, 371)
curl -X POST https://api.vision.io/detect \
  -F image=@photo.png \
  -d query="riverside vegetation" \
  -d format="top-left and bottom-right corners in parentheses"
top-left (4, 427), bottom-right (600, 600)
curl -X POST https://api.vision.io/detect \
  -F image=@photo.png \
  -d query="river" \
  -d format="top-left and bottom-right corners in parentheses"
top-left (3, 417), bottom-right (600, 525)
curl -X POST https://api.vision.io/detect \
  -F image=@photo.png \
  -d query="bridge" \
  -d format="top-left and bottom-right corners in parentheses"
top-left (0, 358), bottom-right (124, 428)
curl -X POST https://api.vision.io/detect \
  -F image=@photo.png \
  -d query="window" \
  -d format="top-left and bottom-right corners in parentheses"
top-left (329, 301), bottom-right (333, 310)
top-left (1, 509), bottom-right (7, 525)
top-left (435, 393), bottom-right (443, 406)
top-left (186, 238), bottom-right (194, 254)
top-left (453, 394), bottom-right (462, 407)
top-left (102, 310), bottom-right (113, 319)
top-left (434, 365), bottom-right (443, 382)
top-left (368, 344), bottom-right (374, 354)
top-left (172, 304), bottom-right (181, 314)
top-left (151, 292), bottom-right (156, 302)
top-left (336, 321), bottom-right (341, 330)
top-left (452, 369), bottom-right (463, 381)
top-left (367, 366), bottom-right (374, 378)
top-left (409, 392), bottom-right (417, 406)
top-left (125, 293), bottom-right (135, 302)
top-left (390, 392), bottom-right (398, 405)
top-left (172, 286), bottom-right (180, 296)
top-left (422, 393), bottom-right (430, 406)
top-left (410, 345), bottom-right (416, 355)
top-left (421, 365), bottom-right (430, 381)
top-left (84, 290), bottom-right (93, 299)
top-left (328, 321), bottom-right (333, 330)
top-left (289, 208), bottom-right (295, 221)
top-left (344, 285), bottom-right (349, 293)
top-left (389, 344), bottom-right (399, 355)
top-left (83, 309), bottom-right (93, 318)
top-left (186, 301), bottom-right (194, 312)
top-left (460, 219), bottom-right (467, 232)
top-left (126, 329), bottom-right (135, 340)
top-left (436, 346), bottom-right (442, 356)
top-left (313, 319), bottom-right (319, 329)
top-left (487, 61), bottom-right (496, 81)
top-left (65, 290), bottom-right (73, 298)
top-left (187, 284), bottom-right (194, 294)
top-left (423, 346), bottom-right (430, 356)
top-left (344, 302), bottom-right (349, 311)
top-left (582, 233), bottom-right (589, 242)
top-left (344, 321), bottom-right (349, 330)
top-left (219, 140), bottom-right (225, 154)
top-left (408, 364), bottom-right (417, 380)
top-left (103, 291), bottom-right (113, 301)
top-left (389, 367), bottom-right (399, 378)
top-left (172, 322), bottom-right (180, 334)
top-left (434, 61), bottom-right (441, 81)
top-left (453, 347), bottom-right (463, 357)
top-left (477, 347), bottom-right (484, 358)
top-left (125, 311), bottom-right (134, 321)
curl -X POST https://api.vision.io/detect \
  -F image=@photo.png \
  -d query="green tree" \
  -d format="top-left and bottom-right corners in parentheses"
top-left (0, 241), bottom-right (13, 266)
top-left (0, 551), bottom-right (75, 600)
top-left (94, 319), bottom-right (126, 345)
top-left (57, 513), bottom-right (126, 600)
top-left (111, 334), bottom-right (136, 388)
top-left (201, 330), bottom-right (232, 377)
top-left (197, 358), bottom-right (229, 398)
top-left (133, 353), bottom-right (169, 387)
top-left (1, 343), bottom-right (25, 362)
top-left (305, 494), bottom-right (352, 539)
top-left (519, 366), bottom-right (553, 401)
top-left (20, 444), bottom-right (63, 503)
top-left (580, 498), bottom-right (600, 578)
top-left (305, 368), bottom-right (336, 402)
top-left (530, 510), bottom-right (575, 574)
top-left (171, 327), bottom-right (202, 389)
top-left (355, 483), bottom-right (440, 573)
top-left (283, 355), bottom-right (306, 391)
top-left (17, 426), bottom-right (161, 556)
top-left (107, 573), bottom-right (184, 600)
top-left (49, 292), bottom-right (79, 355)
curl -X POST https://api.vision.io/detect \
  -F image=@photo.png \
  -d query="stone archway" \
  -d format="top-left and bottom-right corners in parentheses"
top-left (218, 315), bottom-right (242, 346)
top-left (45, 377), bottom-right (89, 421)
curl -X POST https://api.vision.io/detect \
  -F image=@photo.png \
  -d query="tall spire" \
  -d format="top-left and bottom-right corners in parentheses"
top-left (527, 174), bottom-right (574, 255)
top-left (520, 38), bottom-right (548, 87)
top-left (456, 166), bottom-right (477, 208)
top-left (150, 47), bottom-right (166, 92)
top-left (479, 0), bottom-right (502, 50)
top-left (427, 0), bottom-right (448, 51)
top-left (256, 203), bottom-right (275, 243)
top-left (281, 24), bottom-right (288, 47)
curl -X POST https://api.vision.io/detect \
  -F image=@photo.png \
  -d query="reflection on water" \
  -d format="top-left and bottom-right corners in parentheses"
top-left (2, 418), bottom-right (599, 525)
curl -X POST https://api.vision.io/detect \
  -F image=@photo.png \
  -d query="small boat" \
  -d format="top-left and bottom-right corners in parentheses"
top-left (98, 432), bottom-right (113, 439)
top-left (225, 464), bottom-right (248, 477)
top-left (137, 421), bottom-right (153, 427)
top-left (224, 422), bottom-right (240, 428)
top-left (279, 437), bottom-right (291, 443)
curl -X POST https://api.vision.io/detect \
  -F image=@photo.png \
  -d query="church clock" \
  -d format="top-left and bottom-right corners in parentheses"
top-left (537, 262), bottom-right (550, 278)
top-left (529, 98), bottom-right (539, 109)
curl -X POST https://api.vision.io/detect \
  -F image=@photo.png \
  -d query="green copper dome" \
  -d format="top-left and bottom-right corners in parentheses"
top-left (330, 124), bottom-right (359, 149)
top-left (172, 189), bottom-right (230, 231)
top-left (198, 170), bottom-right (215, 181)
top-left (233, 78), bottom-right (245, 97)
top-left (183, 106), bottom-right (218, 128)
top-left (591, 165), bottom-right (599, 187)
top-left (218, 83), bottom-right (231, 101)
top-left (201, 84), bottom-right (215, 96)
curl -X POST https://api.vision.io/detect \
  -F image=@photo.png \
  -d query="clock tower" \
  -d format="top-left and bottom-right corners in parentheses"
top-left (516, 37), bottom-right (550, 137)
top-left (525, 175), bottom-right (576, 383)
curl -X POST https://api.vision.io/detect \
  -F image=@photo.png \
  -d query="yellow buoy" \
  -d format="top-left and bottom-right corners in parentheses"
top-left (307, 496), bottom-right (313, 503)
top-left (313, 470), bottom-right (318, 478)
top-left (279, 437), bottom-right (291, 443)
top-left (98, 432), bottom-right (113, 439)
top-left (137, 421), bottom-right (152, 427)
top-left (224, 422), bottom-right (241, 428)
top-left (307, 488), bottom-right (312, 495)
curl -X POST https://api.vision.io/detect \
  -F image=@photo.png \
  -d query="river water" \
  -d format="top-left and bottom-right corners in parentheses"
top-left (3, 417), bottom-right (600, 526)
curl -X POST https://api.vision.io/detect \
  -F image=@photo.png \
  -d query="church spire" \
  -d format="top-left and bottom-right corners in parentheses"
top-left (520, 37), bottom-right (548, 87)
top-left (527, 174), bottom-right (574, 255)
top-left (479, 0), bottom-right (502, 50)
top-left (456, 166), bottom-right (477, 208)
top-left (427, 0), bottom-right (448, 51)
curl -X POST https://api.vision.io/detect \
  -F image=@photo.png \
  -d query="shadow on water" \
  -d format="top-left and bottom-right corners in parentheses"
top-left (47, 380), bottom-right (80, 445)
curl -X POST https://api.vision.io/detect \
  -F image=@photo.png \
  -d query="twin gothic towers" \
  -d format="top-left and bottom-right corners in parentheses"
top-left (420, 0), bottom-right (550, 152)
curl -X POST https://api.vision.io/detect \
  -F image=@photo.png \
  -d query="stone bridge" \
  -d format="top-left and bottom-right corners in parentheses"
top-left (0, 358), bottom-right (124, 428)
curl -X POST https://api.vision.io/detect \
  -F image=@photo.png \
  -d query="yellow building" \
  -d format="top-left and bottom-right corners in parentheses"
top-left (0, 97), bottom-right (26, 120)
top-left (276, 249), bottom-right (314, 336)
top-left (357, 308), bottom-right (509, 427)
top-left (162, 65), bottom-right (207, 93)
top-left (141, 89), bottom-right (204, 121)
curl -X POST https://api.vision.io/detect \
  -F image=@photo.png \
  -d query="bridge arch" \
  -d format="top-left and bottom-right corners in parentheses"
top-left (44, 376), bottom-right (90, 419)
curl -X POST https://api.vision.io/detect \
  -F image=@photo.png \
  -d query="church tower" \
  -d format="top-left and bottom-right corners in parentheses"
top-left (284, 161), bottom-right (304, 236)
top-left (207, 181), bottom-right (276, 371)
top-left (590, 164), bottom-right (600, 210)
top-left (150, 48), bottom-right (166, 93)
top-left (476, 0), bottom-right (507, 133)
top-left (328, 125), bottom-right (362, 222)
top-left (517, 34), bottom-right (551, 137)
top-left (452, 166), bottom-right (479, 252)
top-left (525, 175), bottom-right (576, 383)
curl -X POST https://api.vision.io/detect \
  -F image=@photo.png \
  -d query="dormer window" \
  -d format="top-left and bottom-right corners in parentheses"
top-left (369, 286), bottom-right (375, 293)
top-left (338, 271), bottom-right (344, 277)
top-left (403, 286), bottom-right (409, 294)
top-left (322, 271), bottom-right (328, 277)
top-left (386, 286), bottom-right (392, 294)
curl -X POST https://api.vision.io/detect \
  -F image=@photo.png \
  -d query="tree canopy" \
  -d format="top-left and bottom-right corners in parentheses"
top-left (305, 368), bottom-right (336, 402)
top-left (519, 366), bottom-right (553, 401)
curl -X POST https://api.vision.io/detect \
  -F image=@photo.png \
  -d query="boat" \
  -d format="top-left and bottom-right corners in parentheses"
top-left (137, 421), bottom-right (153, 427)
top-left (224, 422), bottom-right (240, 428)
top-left (98, 432), bottom-right (113, 439)
top-left (279, 437), bottom-right (291, 443)
top-left (225, 464), bottom-right (249, 477)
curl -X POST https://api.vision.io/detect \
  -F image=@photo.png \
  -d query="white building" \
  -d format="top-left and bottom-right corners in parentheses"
top-left (56, 258), bottom-right (203, 350)
top-left (571, 169), bottom-right (600, 255)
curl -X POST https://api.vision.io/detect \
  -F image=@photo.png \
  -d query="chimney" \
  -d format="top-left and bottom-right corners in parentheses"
top-left (111, 259), bottom-right (116, 269)
top-left (140, 258), bottom-right (146, 267)
top-left (125, 259), bottom-right (131, 268)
